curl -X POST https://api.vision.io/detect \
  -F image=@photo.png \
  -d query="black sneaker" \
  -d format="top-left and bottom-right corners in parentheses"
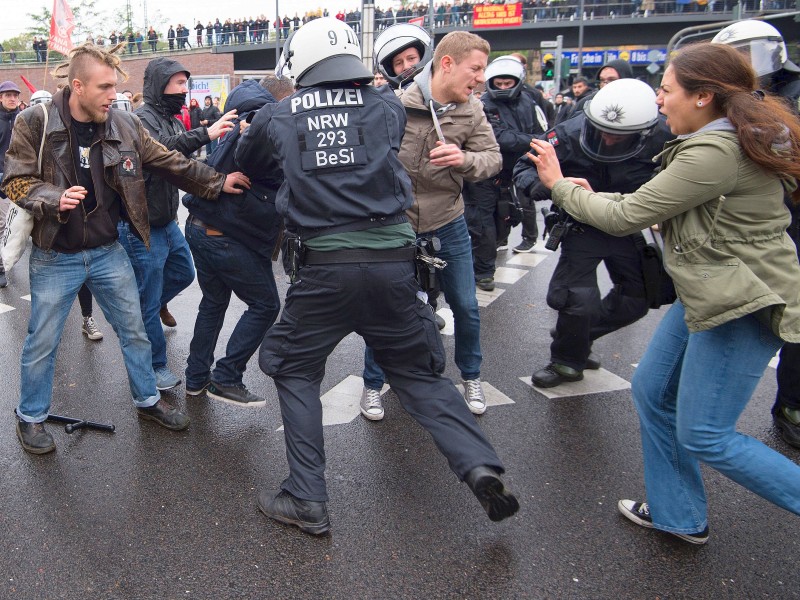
top-left (16, 419), bottom-right (56, 454)
top-left (532, 363), bottom-right (583, 388)
top-left (617, 500), bottom-right (709, 545)
top-left (257, 488), bottom-right (331, 535)
top-left (513, 238), bottom-right (536, 253)
top-left (137, 399), bottom-right (190, 431)
top-left (207, 382), bottom-right (266, 407)
top-left (0, 270), bottom-right (7, 288)
top-left (465, 466), bottom-right (519, 522)
top-left (773, 406), bottom-right (800, 449)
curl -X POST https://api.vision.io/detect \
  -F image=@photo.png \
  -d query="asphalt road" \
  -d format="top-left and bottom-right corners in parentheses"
top-left (1, 215), bottom-right (798, 600)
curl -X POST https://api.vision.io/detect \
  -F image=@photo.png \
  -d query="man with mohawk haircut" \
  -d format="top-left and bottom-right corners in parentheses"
top-left (1, 43), bottom-right (250, 454)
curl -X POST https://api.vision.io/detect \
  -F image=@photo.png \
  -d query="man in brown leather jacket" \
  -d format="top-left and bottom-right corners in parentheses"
top-left (1, 43), bottom-right (249, 455)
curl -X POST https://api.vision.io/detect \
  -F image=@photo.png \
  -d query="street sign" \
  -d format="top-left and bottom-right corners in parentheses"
top-left (541, 40), bottom-right (558, 48)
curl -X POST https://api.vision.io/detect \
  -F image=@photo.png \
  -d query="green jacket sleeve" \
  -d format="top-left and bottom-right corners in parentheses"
top-left (551, 138), bottom-right (739, 236)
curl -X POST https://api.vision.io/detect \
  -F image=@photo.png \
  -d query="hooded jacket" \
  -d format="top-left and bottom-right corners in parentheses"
top-left (550, 120), bottom-right (800, 340)
top-left (1, 88), bottom-right (225, 251)
top-left (136, 57), bottom-right (210, 226)
top-left (563, 59), bottom-right (635, 123)
top-left (183, 79), bottom-right (283, 257)
top-left (399, 64), bottom-right (502, 232)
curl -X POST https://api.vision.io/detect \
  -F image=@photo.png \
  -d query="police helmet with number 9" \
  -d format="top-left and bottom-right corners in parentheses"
top-left (278, 17), bottom-right (373, 87)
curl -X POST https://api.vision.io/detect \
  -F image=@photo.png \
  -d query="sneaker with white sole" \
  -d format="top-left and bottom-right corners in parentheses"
top-left (463, 379), bottom-right (487, 415)
top-left (82, 316), bottom-right (104, 341)
top-left (512, 238), bottom-right (536, 253)
top-left (360, 387), bottom-right (384, 421)
top-left (617, 499), bottom-right (709, 545)
top-left (206, 382), bottom-right (266, 407)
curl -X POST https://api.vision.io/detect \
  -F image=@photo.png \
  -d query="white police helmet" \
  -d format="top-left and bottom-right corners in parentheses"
top-left (111, 92), bottom-right (132, 112)
top-left (712, 20), bottom-right (798, 76)
top-left (373, 23), bottom-right (433, 88)
top-left (278, 17), bottom-right (372, 87)
top-left (580, 79), bottom-right (659, 163)
top-left (30, 90), bottom-right (53, 105)
top-left (484, 55), bottom-right (526, 101)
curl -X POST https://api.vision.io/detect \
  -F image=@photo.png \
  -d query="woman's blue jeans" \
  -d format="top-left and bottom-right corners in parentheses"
top-left (631, 301), bottom-right (800, 535)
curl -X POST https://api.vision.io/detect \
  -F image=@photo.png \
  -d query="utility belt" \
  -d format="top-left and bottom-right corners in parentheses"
top-left (285, 235), bottom-right (446, 288)
top-left (187, 214), bottom-right (224, 236)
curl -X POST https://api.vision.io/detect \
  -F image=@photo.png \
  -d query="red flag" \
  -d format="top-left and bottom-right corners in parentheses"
top-left (49, 0), bottom-right (76, 56)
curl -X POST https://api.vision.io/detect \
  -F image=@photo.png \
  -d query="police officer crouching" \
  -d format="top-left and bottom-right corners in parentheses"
top-left (235, 18), bottom-right (519, 535)
top-left (513, 79), bottom-right (674, 388)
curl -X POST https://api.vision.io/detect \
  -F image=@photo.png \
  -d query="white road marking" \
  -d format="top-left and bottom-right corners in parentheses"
top-left (520, 368), bottom-right (631, 399)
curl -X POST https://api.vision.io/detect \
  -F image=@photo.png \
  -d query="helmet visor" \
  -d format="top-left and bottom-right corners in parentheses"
top-left (729, 38), bottom-right (783, 77)
top-left (579, 120), bottom-right (647, 163)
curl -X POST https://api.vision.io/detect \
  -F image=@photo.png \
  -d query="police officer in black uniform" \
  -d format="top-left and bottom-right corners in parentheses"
top-left (513, 79), bottom-right (674, 387)
top-left (713, 20), bottom-right (800, 447)
top-left (235, 17), bottom-right (518, 535)
top-left (466, 55), bottom-right (547, 290)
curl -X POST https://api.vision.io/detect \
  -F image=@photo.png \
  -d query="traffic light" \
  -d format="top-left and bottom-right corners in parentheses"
top-left (544, 60), bottom-right (554, 80)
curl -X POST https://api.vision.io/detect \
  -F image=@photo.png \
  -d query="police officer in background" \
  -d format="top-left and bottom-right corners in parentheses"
top-left (373, 22), bottom-right (433, 91)
top-left (235, 18), bottom-right (518, 535)
top-left (465, 55), bottom-right (547, 291)
top-left (713, 20), bottom-right (800, 448)
top-left (513, 79), bottom-right (674, 387)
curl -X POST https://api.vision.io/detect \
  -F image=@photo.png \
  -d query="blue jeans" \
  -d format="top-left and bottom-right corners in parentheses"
top-left (118, 220), bottom-right (195, 369)
top-left (631, 302), bottom-right (800, 535)
top-left (184, 221), bottom-right (281, 388)
top-left (363, 215), bottom-right (482, 388)
top-left (17, 242), bottom-right (159, 422)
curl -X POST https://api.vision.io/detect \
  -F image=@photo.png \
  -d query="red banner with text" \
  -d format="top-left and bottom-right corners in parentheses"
top-left (472, 3), bottom-right (523, 28)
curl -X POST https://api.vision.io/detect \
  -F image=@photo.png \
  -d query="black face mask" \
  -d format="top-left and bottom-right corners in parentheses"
top-left (160, 92), bottom-right (186, 115)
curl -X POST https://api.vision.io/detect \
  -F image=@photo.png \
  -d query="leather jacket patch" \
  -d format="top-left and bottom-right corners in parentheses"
top-left (119, 154), bottom-right (138, 177)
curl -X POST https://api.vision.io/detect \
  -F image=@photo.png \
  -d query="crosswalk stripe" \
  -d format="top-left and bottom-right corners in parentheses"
top-left (493, 267), bottom-right (528, 285)
top-left (0, 303), bottom-right (15, 314)
top-left (506, 252), bottom-right (550, 268)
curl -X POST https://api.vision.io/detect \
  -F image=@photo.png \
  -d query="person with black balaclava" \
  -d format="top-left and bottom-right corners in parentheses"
top-left (119, 57), bottom-right (237, 392)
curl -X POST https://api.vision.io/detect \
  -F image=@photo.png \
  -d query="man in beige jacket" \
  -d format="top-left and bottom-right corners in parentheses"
top-left (361, 31), bottom-right (502, 419)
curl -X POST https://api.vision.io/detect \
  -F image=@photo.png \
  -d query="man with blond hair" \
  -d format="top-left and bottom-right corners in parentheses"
top-left (1, 43), bottom-right (250, 454)
top-left (361, 30), bottom-right (502, 419)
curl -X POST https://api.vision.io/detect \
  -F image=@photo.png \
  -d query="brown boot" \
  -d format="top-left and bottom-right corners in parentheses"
top-left (160, 305), bottom-right (177, 327)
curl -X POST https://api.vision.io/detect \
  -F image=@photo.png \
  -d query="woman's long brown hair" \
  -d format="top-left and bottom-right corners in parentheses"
top-left (670, 42), bottom-right (800, 202)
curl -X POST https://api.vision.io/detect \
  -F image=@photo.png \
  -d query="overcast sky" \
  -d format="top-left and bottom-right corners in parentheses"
top-left (4, 1), bottom-right (390, 41)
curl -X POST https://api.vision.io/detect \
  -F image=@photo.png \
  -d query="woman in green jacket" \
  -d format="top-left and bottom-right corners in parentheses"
top-left (529, 42), bottom-right (800, 545)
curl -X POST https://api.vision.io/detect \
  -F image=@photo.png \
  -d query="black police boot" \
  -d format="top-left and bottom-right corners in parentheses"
top-left (465, 466), bottom-right (519, 522)
top-left (532, 363), bottom-right (583, 388)
top-left (257, 489), bottom-right (331, 535)
top-left (585, 352), bottom-right (601, 370)
top-left (16, 419), bottom-right (56, 454)
top-left (136, 399), bottom-right (190, 431)
top-left (773, 405), bottom-right (800, 449)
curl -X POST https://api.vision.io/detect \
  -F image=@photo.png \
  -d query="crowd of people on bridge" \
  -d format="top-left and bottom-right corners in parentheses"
top-left (1, 17), bottom-right (799, 544)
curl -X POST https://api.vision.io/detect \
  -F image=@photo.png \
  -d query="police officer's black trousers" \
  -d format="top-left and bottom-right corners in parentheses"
top-left (258, 259), bottom-right (504, 502)
top-left (465, 179), bottom-right (504, 280)
top-left (546, 227), bottom-right (649, 371)
top-left (775, 226), bottom-right (800, 412)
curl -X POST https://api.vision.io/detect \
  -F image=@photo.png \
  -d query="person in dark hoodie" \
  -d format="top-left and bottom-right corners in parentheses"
top-left (1, 43), bottom-right (250, 454)
top-left (0, 80), bottom-right (22, 288)
top-left (563, 59), bottom-right (634, 123)
top-left (119, 56), bottom-right (237, 392)
top-left (182, 75), bottom-right (293, 406)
